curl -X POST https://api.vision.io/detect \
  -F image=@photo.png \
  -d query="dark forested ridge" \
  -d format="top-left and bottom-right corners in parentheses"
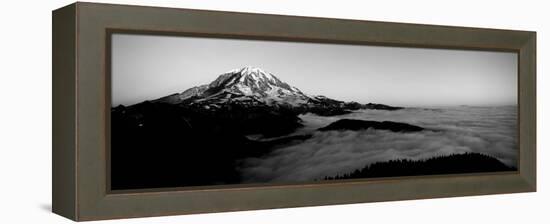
top-left (323, 153), bottom-right (515, 180)
top-left (110, 101), bottom-right (302, 190)
top-left (318, 119), bottom-right (425, 132)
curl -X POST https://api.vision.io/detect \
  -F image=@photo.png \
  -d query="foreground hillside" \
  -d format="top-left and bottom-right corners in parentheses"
top-left (324, 153), bottom-right (515, 180)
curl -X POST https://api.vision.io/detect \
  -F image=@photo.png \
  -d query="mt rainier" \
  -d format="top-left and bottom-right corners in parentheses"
top-left (158, 66), bottom-right (316, 107)
top-left (154, 66), bottom-right (400, 114)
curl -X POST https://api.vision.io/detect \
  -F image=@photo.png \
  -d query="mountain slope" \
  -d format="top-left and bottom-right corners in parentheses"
top-left (154, 66), bottom-right (402, 114)
top-left (157, 66), bottom-right (311, 107)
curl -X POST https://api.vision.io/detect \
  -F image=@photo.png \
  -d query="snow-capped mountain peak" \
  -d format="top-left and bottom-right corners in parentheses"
top-left (159, 66), bottom-right (317, 107)
top-left (203, 66), bottom-right (306, 101)
top-left (144, 67), bottom-right (401, 115)
top-left (236, 66), bottom-right (279, 84)
top-left (209, 66), bottom-right (292, 91)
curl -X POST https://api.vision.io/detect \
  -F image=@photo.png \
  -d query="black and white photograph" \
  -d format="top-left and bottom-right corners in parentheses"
top-left (110, 33), bottom-right (518, 190)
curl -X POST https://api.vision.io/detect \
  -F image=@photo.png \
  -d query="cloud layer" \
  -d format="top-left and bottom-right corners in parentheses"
top-left (239, 106), bottom-right (517, 183)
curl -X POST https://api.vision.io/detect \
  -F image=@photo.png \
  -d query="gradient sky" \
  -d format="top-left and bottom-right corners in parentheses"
top-left (112, 33), bottom-right (517, 107)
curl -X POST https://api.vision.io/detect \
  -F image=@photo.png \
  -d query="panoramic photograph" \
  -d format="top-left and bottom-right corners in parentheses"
top-left (110, 33), bottom-right (518, 190)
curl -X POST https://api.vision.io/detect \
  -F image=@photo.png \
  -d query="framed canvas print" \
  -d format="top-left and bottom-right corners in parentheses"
top-left (52, 2), bottom-right (536, 221)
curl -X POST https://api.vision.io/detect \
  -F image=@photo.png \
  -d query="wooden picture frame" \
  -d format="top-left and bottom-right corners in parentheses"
top-left (52, 2), bottom-right (536, 221)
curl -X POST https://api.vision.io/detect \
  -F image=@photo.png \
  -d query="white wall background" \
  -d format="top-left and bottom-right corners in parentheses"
top-left (0, 0), bottom-right (547, 223)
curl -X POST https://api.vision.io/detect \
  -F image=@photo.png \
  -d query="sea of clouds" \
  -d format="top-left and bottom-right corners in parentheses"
top-left (239, 106), bottom-right (517, 183)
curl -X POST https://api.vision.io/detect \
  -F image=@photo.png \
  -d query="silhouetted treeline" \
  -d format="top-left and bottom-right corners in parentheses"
top-left (324, 153), bottom-right (515, 180)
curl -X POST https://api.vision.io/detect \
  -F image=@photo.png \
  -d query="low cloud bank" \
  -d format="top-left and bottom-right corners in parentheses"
top-left (239, 106), bottom-right (517, 183)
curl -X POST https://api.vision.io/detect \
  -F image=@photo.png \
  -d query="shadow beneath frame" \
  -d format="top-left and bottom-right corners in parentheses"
top-left (39, 203), bottom-right (52, 212)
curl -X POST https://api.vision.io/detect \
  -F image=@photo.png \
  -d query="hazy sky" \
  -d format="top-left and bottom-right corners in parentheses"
top-left (112, 33), bottom-right (517, 107)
